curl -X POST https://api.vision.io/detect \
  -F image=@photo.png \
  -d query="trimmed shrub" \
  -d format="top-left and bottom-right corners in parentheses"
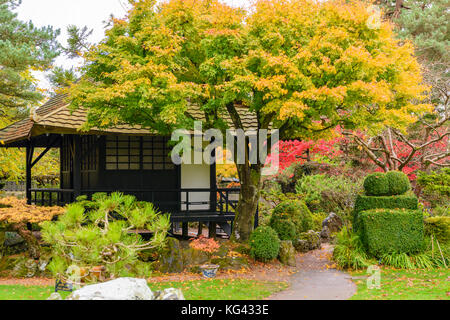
top-left (386, 171), bottom-right (410, 195)
top-left (249, 226), bottom-right (281, 262)
top-left (353, 192), bottom-right (418, 230)
top-left (272, 200), bottom-right (313, 235)
top-left (424, 216), bottom-right (450, 244)
top-left (359, 209), bottom-right (424, 257)
top-left (363, 172), bottom-right (389, 196)
top-left (270, 218), bottom-right (297, 241)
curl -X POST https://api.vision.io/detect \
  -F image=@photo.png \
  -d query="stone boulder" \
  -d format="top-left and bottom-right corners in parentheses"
top-left (12, 257), bottom-right (38, 278)
top-left (210, 255), bottom-right (249, 271)
top-left (47, 292), bottom-right (63, 300)
top-left (278, 240), bottom-right (296, 266)
top-left (294, 230), bottom-right (321, 253)
top-left (320, 213), bottom-right (343, 242)
top-left (153, 288), bottom-right (185, 300)
top-left (292, 239), bottom-right (309, 253)
top-left (322, 212), bottom-right (343, 233)
top-left (155, 237), bottom-right (184, 273)
top-left (66, 278), bottom-right (155, 300)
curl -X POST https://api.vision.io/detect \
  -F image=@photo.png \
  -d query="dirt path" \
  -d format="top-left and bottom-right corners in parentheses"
top-left (268, 244), bottom-right (356, 300)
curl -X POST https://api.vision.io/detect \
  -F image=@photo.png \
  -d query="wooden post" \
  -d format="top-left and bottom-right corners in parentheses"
top-left (182, 222), bottom-right (189, 238)
top-left (25, 144), bottom-right (33, 205)
top-left (208, 222), bottom-right (216, 239)
top-left (73, 136), bottom-right (82, 198)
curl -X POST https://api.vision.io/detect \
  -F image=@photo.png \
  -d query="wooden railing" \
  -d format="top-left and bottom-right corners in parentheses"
top-left (29, 187), bottom-right (240, 215)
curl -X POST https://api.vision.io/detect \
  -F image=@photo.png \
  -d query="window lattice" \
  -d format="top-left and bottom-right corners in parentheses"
top-left (105, 136), bottom-right (174, 171)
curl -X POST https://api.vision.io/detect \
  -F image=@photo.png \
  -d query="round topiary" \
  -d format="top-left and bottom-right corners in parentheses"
top-left (272, 200), bottom-right (313, 235)
top-left (270, 218), bottom-right (297, 240)
top-left (386, 171), bottom-right (410, 195)
top-left (249, 226), bottom-right (281, 262)
top-left (363, 172), bottom-right (390, 196)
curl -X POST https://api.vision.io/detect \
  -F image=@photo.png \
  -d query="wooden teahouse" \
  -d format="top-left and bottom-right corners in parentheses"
top-left (0, 94), bottom-right (260, 237)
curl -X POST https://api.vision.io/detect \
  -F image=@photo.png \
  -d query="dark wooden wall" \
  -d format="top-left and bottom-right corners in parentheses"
top-left (60, 134), bottom-right (180, 211)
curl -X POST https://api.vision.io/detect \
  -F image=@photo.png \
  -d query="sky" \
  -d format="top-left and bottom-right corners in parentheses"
top-left (15, 0), bottom-right (250, 91)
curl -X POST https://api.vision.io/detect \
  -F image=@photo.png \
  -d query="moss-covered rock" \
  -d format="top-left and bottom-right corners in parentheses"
top-left (210, 256), bottom-right (249, 270)
top-left (278, 240), bottom-right (296, 266)
top-left (12, 256), bottom-right (38, 278)
top-left (182, 247), bottom-right (210, 267)
top-left (298, 230), bottom-right (321, 251)
top-left (155, 237), bottom-right (184, 273)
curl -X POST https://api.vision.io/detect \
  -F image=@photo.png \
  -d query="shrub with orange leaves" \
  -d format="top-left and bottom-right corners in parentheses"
top-left (0, 197), bottom-right (65, 224)
top-left (189, 236), bottom-right (220, 254)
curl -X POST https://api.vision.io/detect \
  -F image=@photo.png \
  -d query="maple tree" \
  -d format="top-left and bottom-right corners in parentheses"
top-left (69, 0), bottom-right (430, 240)
top-left (0, 197), bottom-right (65, 259)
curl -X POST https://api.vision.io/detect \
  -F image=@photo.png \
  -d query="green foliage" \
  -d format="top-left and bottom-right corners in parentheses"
top-left (386, 171), bottom-right (411, 195)
top-left (363, 173), bottom-right (390, 196)
top-left (41, 192), bottom-right (170, 281)
top-left (359, 209), bottom-right (424, 257)
top-left (417, 169), bottom-right (450, 208)
top-left (249, 226), bottom-right (281, 262)
top-left (353, 192), bottom-right (419, 230)
top-left (47, 66), bottom-right (77, 92)
top-left (0, 0), bottom-right (60, 111)
top-left (295, 174), bottom-right (362, 213)
top-left (332, 227), bottom-right (374, 270)
top-left (271, 200), bottom-right (313, 236)
top-left (424, 216), bottom-right (450, 244)
top-left (394, 0), bottom-right (449, 63)
top-left (311, 212), bottom-right (327, 232)
top-left (269, 218), bottom-right (296, 241)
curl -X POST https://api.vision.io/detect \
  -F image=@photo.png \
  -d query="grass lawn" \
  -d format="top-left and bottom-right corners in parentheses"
top-left (0, 279), bottom-right (288, 300)
top-left (350, 268), bottom-right (450, 300)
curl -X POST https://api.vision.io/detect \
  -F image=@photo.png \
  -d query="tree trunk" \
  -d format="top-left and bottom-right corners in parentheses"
top-left (231, 163), bottom-right (262, 242)
top-left (10, 223), bottom-right (41, 260)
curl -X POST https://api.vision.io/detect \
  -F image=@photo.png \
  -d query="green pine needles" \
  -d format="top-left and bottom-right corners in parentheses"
top-left (41, 192), bottom-right (170, 281)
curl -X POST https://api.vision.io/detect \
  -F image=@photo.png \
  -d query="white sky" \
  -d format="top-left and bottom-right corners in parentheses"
top-left (15, 0), bottom-right (251, 91)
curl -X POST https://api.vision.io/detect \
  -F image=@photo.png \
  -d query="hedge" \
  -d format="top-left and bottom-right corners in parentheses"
top-left (353, 192), bottom-right (418, 230)
top-left (354, 192), bottom-right (418, 213)
top-left (363, 172), bottom-right (390, 196)
top-left (386, 171), bottom-right (411, 195)
top-left (359, 209), bottom-right (424, 257)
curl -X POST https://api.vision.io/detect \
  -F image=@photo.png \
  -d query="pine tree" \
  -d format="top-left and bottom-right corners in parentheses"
top-left (0, 0), bottom-right (60, 117)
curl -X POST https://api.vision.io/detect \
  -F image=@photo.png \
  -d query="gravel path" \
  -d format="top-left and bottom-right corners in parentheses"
top-left (269, 244), bottom-right (356, 300)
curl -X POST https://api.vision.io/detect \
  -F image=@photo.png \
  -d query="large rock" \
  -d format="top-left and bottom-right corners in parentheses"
top-left (210, 256), bottom-right (248, 271)
top-left (66, 278), bottom-right (155, 300)
top-left (293, 239), bottom-right (309, 253)
top-left (294, 230), bottom-right (321, 253)
top-left (322, 213), bottom-right (343, 234)
top-left (155, 238), bottom-right (184, 273)
top-left (153, 288), bottom-right (185, 300)
top-left (12, 257), bottom-right (38, 278)
top-left (278, 240), bottom-right (296, 266)
top-left (47, 292), bottom-right (63, 300)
